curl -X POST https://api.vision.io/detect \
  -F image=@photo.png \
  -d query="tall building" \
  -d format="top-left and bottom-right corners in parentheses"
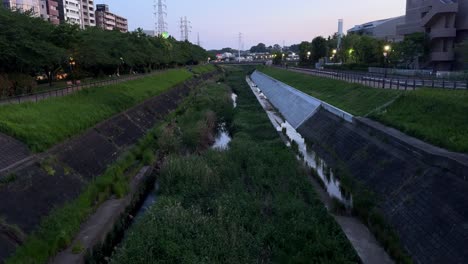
top-left (3, 0), bottom-right (40, 15)
top-left (397, 0), bottom-right (468, 70)
top-left (80, 0), bottom-right (95, 27)
top-left (348, 16), bottom-right (406, 42)
top-left (95, 4), bottom-right (128, 33)
top-left (39, 0), bottom-right (59, 24)
top-left (59, 0), bottom-right (94, 28)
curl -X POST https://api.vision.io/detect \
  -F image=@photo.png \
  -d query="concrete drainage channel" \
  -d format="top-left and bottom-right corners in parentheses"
top-left (246, 75), bottom-right (393, 264)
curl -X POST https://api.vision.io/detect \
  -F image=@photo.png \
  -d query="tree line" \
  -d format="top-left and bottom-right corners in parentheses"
top-left (295, 33), bottom-right (432, 70)
top-left (0, 9), bottom-right (208, 96)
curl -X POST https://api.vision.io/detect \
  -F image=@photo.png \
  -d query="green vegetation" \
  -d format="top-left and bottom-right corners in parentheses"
top-left (371, 89), bottom-right (468, 153)
top-left (111, 67), bottom-right (358, 263)
top-left (0, 8), bottom-right (208, 96)
top-left (297, 32), bottom-right (429, 69)
top-left (6, 122), bottom-right (161, 264)
top-left (0, 67), bottom-right (215, 152)
top-left (259, 67), bottom-right (468, 153)
top-left (259, 66), bottom-right (400, 116)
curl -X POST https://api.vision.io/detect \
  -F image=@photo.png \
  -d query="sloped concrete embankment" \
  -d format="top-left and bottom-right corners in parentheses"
top-left (0, 72), bottom-right (217, 262)
top-left (252, 70), bottom-right (468, 264)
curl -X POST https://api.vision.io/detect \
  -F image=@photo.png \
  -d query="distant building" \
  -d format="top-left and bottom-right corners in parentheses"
top-left (95, 4), bottom-right (128, 33)
top-left (39, 0), bottom-right (59, 25)
top-left (397, 0), bottom-right (468, 70)
top-left (58, 0), bottom-right (95, 28)
top-left (3, 0), bottom-right (41, 16)
top-left (143, 30), bottom-right (156, 37)
top-left (348, 16), bottom-right (405, 42)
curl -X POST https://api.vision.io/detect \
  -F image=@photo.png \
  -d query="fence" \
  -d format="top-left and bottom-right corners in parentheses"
top-left (0, 73), bottom-right (156, 105)
top-left (288, 67), bottom-right (468, 91)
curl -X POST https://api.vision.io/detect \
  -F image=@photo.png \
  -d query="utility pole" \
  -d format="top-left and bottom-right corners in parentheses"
top-left (154, 0), bottom-right (168, 36)
top-left (197, 32), bottom-right (200, 46)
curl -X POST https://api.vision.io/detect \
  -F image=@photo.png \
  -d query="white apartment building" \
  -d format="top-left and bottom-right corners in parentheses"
top-left (61, 0), bottom-right (94, 28)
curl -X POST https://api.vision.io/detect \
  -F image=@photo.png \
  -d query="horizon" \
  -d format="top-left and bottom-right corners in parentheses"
top-left (96, 0), bottom-right (407, 50)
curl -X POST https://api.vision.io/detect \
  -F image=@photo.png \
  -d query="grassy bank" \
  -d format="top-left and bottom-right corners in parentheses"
top-left (0, 65), bottom-right (214, 152)
top-left (258, 66), bottom-right (400, 116)
top-left (371, 89), bottom-right (468, 153)
top-left (111, 67), bottom-right (359, 263)
top-left (259, 66), bottom-right (468, 153)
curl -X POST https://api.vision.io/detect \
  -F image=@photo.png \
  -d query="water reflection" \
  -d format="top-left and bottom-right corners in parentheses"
top-left (231, 93), bottom-right (238, 108)
top-left (212, 123), bottom-right (232, 151)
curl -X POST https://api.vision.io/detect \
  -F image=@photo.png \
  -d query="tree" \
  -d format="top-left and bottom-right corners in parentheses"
top-left (272, 51), bottom-right (283, 65)
top-left (250, 43), bottom-right (267, 53)
top-left (311, 36), bottom-right (327, 62)
top-left (393, 32), bottom-right (430, 69)
top-left (298, 41), bottom-right (312, 65)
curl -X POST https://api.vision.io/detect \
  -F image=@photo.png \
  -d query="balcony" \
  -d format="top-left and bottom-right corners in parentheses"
top-left (430, 28), bottom-right (456, 39)
top-left (431, 51), bottom-right (454, 61)
top-left (421, 1), bottom-right (458, 26)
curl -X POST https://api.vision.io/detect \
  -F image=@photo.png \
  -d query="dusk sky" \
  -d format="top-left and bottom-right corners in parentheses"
top-left (96, 0), bottom-right (407, 50)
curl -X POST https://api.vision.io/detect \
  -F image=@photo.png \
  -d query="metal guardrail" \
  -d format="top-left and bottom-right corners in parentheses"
top-left (288, 67), bottom-right (468, 90)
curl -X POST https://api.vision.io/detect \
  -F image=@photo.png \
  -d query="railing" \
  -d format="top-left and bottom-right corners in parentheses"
top-left (287, 67), bottom-right (468, 90)
top-left (0, 73), bottom-right (156, 105)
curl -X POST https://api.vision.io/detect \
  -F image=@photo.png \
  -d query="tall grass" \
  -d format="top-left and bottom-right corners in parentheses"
top-left (0, 67), bottom-right (212, 152)
top-left (111, 67), bottom-right (359, 263)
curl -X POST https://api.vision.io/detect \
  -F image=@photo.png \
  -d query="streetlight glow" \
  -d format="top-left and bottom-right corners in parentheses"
top-left (384, 45), bottom-right (391, 52)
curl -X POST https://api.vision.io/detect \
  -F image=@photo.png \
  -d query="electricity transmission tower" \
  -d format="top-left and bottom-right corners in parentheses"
top-left (180, 16), bottom-right (191, 41)
top-left (154, 0), bottom-right (167, 36)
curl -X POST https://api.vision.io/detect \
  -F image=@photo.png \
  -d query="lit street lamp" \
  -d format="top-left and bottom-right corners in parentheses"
top-left (69, 57), bottom-right (76, 84)
top-left (383, 45), bottom-right (391, 78)
top-left (307, 51), bottom-right (311, 60)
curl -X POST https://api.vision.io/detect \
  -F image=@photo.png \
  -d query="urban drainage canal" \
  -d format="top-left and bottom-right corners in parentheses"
top-left (245, 77), bottom-right (352, 207)
top-left (98, 92), bottom-right (238, 262)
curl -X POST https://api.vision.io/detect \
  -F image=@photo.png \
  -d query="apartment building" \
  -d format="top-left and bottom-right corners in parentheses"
top-left (397, 0), bottom-right (468, 70)
top-left (95, 4), bottom-right (128, 33)
top-left (3, 0), bottom-right (40, 15)
top-left (59, 0), bottom-right (94, 28)
top-left (80, 0), bottom-right (94, 27)
top-left (39, 0), bottom-right (59, 24)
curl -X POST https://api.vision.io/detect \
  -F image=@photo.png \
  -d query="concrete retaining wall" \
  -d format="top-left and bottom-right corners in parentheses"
top-left (298, 109), bottom-right (468, 264)
top-left (251, 71), bottom-right (468, 263)
top-left (251, 70), bottom-right (353, 127)
top-left (0, 72), bottom-right (217, 262)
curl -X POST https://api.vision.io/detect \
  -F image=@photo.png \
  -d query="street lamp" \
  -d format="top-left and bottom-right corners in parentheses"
top-left (307, 51), bottom-right (311, 60)
top-left (383, 45), bottom-right (391, 78)
top-left (332, 49), bottom-right (337, 62)
top-left (69, 57), bottom-right (76, 84)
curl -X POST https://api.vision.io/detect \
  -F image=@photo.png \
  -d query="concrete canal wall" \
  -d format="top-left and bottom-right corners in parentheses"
top-left (251, 71), bottom-right (468, 264)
